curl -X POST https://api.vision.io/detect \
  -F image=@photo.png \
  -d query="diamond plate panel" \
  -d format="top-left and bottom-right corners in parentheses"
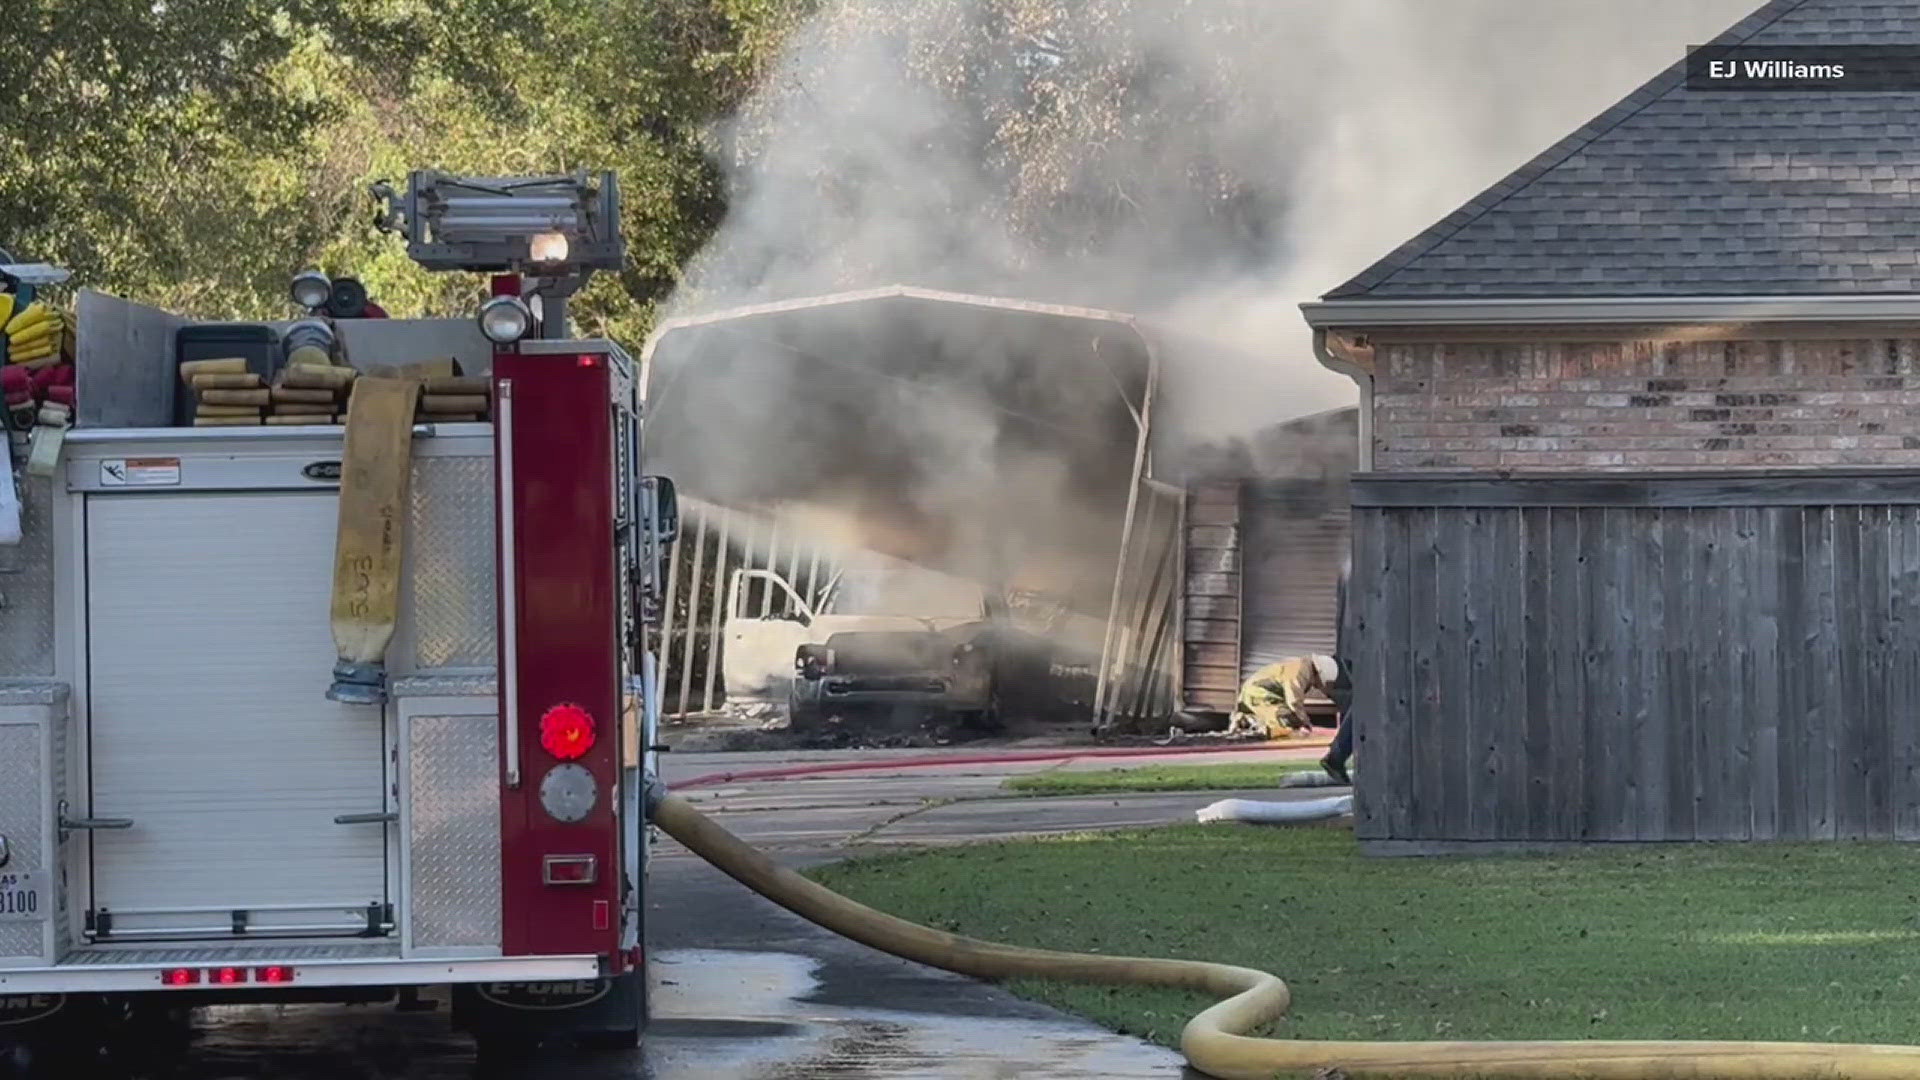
top-left (0, 683), bottom-right (65, 707)
top-left (410, 456), bottom-right (497, 669)
top-left (64, 941), bottom-right (398, 965)
top-left (392, 674), bottom-right (498, 699)
top-left (408, 714), bottom-right (501, 949)
top-left (0, 722), bottom-right (45, 960)
top-left (0, 478), bottom-right (57, 677)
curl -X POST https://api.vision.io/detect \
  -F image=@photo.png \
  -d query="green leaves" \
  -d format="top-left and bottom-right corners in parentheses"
top-left (3, 0), bottom-right (804, 339)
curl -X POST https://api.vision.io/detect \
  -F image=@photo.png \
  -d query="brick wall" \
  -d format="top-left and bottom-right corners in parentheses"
top-left (1373, 335), bottom-right (1920, 471)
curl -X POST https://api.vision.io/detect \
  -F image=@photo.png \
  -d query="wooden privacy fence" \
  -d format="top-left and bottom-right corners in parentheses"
top-left (1349, 471), bottom-right (1920, 847)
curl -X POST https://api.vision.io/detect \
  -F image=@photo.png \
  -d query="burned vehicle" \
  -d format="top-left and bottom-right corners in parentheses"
top-left (792, 623), bottom-right (1005, 730)
top-left (724, 562), bottom-right (1067, 731)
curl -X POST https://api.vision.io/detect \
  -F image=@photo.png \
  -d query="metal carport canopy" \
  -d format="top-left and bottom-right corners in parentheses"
top-left (636, 285), bottom-right (1167, 721)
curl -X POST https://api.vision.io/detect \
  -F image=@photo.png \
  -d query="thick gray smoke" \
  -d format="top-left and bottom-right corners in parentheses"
top-left (651, 0), bottom-right (1756, 607)
top-left (671, 0), bottom-right (1754, 425)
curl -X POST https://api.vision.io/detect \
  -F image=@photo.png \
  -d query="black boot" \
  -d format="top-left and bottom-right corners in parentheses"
top-left (1320, 755), bottom-right (1351, 786)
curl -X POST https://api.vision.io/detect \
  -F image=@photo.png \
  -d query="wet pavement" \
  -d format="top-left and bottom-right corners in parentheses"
top-left (32, 746), bottom-right (1332, 1078)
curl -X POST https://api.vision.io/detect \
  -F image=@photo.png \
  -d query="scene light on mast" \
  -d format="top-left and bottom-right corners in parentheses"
top-left (370, 170), bottom-right (624, 341)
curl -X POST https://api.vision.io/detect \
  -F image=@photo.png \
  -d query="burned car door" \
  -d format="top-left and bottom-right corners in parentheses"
top-left (722, 569), bottom-right (817, 704)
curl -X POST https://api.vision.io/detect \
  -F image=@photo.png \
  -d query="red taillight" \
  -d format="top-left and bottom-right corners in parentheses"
top-left (543, 853), bottom-right (598, 885)
top-left (539, 704), bottom-right (597, 761)
top-left (256, 966), bottom-right (295, 984)
top-left (578, 356), bottom-right (600, 368)
top-left (214, 967), bottom-right (246, 985)
top-left (163, 968), bottom-right (199, 986)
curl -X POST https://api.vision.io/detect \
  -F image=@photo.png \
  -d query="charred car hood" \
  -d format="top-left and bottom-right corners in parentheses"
top-left (822, 626), bottom-right (982, 674)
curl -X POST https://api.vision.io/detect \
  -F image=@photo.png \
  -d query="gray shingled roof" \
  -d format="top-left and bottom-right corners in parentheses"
top-left (1327, 0), bottom-right (1920, 299)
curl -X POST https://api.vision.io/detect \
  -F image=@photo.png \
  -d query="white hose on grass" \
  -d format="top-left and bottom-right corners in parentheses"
top-left (1194, 794), bottom-right (1354, 824)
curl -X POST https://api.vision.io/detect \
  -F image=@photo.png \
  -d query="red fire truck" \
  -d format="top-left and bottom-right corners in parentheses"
top-left (0, 171), bottom-right (675, 1070)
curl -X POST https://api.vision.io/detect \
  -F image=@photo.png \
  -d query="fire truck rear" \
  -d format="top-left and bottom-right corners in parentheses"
top-left (0, 171), bottom-right (675, 1067)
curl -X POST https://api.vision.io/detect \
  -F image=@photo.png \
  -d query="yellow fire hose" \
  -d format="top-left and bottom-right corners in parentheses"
top-left (327, 375), bottom-right (423, 704)
top-left (649, 788), bottom-right (1920, 1079)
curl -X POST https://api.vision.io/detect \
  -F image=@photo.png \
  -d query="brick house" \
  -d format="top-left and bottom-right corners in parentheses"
top-left (1301, 0), bottom-right (1920, 850)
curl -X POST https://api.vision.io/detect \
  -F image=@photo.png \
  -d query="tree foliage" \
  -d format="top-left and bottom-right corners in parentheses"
top-left (2, 0), bottom-right (1278, 337)
top-left (0, 1), bottom-right (419, 304)
top-left (3, 0), bottom-right (811, 341)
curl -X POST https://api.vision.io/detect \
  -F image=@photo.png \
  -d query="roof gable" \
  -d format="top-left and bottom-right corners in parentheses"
top-left (1327, 0), bottom-right (1920, 299)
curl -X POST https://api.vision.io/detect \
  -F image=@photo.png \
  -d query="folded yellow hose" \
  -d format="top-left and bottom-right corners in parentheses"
top-left (652, 791), bottom-right (1920, 1079)
top-left (327, 375), bottom-right (421, 704)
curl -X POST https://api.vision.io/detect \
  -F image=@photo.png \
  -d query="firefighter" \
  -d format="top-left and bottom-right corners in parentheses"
top-left (1227, 654), bottom-right (1339, 739)
top-left (1320, 657), bottom-right (1354, 785)
top-left (1320, 552), bottom-right (1355, 783)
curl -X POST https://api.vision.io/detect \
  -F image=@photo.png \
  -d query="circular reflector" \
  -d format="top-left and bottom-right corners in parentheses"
top-left (539, 763), bottom-right (597, 824)
top-left (539, 704), bottom-right (597, 761)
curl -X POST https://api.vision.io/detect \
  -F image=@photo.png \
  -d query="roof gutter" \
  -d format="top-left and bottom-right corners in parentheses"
top-left (1300, 294), bottom-right (1920, 329)
top-left (1312, 329), bottom-right (1374, 473)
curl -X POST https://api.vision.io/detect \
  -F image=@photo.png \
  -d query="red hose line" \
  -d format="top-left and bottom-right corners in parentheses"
top-left (671, 735), bottom-right (1332, 790)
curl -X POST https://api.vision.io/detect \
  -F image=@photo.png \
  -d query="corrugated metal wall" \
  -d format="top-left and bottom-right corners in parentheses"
top-left (1181, 483), bottom-right (1242, 713)
top-left (1239, 480), bottom-right (1351, 679)
top-left (1178, 478), bottom-right (1353, 712)
top-left (1174, 407), bottom-right (1358, 712)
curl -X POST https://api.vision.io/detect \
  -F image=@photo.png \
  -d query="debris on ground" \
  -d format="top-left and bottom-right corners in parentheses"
top-left (1152, 725), bottom-right (1275, 747)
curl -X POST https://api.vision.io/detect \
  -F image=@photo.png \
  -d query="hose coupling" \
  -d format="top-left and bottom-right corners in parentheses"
top-left (327, 659), bottom-right (388, 705)
top-left (641, 770), bottom-right (668, 817)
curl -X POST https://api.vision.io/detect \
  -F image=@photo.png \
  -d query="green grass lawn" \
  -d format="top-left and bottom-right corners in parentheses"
top-left (1001, 759), bottom-right (1327, 795)
top-left (809, 826), bottom-right (1920, 1053)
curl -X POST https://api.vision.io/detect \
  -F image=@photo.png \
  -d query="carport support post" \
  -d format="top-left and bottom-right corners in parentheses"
top-left (1092, 345), bottom-right (1158, 731)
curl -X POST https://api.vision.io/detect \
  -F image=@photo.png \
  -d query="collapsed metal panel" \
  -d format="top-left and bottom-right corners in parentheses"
top-left (1096, 480), bottom-right (1185, 728)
